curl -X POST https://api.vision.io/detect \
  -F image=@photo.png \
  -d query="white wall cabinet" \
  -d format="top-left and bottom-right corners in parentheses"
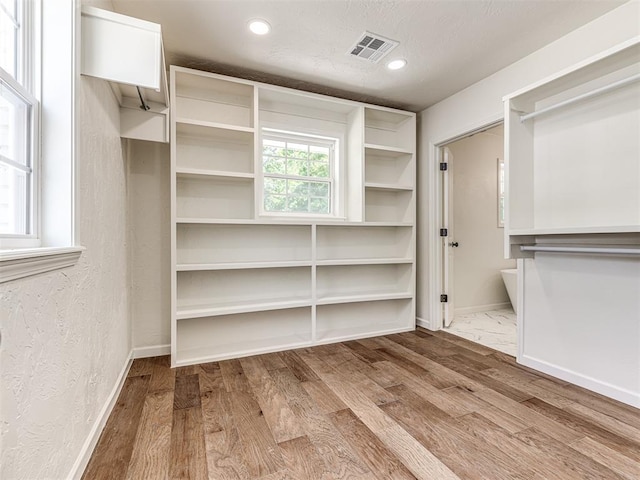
top-left (170, 66), bottom-right (416, 366)
top-left (503, 39), bottom-right (640, 407)
top-left (504, 39), bottom-right (640, 256)
top-left (81, 6), bottom-right (169, 142)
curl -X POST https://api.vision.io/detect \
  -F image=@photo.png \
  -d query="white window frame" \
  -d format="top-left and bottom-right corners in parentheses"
top-left (0, 0), bottom-right (83, 283)
top-left (259, 128), bottom-right (341, 219)
top-left (0, 0), bottom-right (40, 248)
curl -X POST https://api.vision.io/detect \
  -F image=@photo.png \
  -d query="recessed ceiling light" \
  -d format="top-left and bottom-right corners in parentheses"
top-left (249, 19), bottom-right (270, 35)
top-left (387, 59), bottom-right (407, 70)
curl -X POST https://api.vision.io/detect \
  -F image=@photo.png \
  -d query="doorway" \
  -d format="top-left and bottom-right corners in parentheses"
top-left (439, 123), bottom-right (517, 355)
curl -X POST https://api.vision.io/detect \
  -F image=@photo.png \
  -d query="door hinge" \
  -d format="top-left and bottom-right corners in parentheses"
top-left (440, 294), bottom-right (448, 303)
top-left (440, 162), bottom-right (448, 171)
top-left (440, 228), bottom-right (448, 237)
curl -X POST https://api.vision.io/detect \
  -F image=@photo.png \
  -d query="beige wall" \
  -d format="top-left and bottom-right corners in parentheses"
top-left (0, 75), bottom-right (131, 479)
top-left (448, 126), bottom-right (515, 312)
top-left (128, 140), bottom-right (171, 348)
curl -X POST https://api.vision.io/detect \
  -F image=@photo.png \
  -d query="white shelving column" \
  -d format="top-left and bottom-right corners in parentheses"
top-left (170, 66), bottom-right (416, 366)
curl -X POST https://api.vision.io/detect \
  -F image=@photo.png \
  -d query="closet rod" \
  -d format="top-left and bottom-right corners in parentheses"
top-left (520, 245), bottom-right (640, 256)
top-left (519, 72), bottom-right (640, 122)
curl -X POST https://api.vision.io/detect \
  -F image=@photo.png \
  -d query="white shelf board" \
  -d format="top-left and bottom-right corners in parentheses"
top-left (177, 298), bottom-right (313, 320)
top-left (364, 143), bottom-right (414, 155)
top-left (174, 336), bottom-right (312, 366)
top-left (176, 260), bottom-right (313, 271)
top-left (316, 292), bottom-right (413, 306)
top-left (175, 168), bottom-right (254, 180)
top-left (315, 257), bottom-right (414, 266)
top-left (509, 225), bottom-right (640, 236)
top-left (315, 325), bottom-right (414, 345)
top-left (365, 182), bottom-right (414, 191)
top-left (174, 117), bottom-right (255, 134)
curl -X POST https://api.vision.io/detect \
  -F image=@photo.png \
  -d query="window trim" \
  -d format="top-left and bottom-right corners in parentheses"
top-left (0, 0), bottom-right (81, 282)
top-left (259, 127), bottom-right (342, 219)
top-left (0, 66), bottom-right (40, 245)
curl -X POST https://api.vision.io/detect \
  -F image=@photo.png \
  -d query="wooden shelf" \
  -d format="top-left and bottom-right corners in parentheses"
top-left (170, 66), bottom-right (416, 366)
top-left (176, 260), bottom-right (313, 271)
top-left (176, 168), bottom-right (254, 179)
top-left (365, 182), bottom-right (414, 191)
top-left (177, 299), bottom-right (312, 320)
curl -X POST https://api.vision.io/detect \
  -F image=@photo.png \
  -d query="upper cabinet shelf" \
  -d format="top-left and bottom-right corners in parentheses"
top-left (504, 39), bottom-right (640, 257)
top-left (81, 6), bottom-right (169, 143)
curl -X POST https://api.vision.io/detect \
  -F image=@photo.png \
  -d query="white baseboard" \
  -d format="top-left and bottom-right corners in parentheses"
top-left (416, 316), bottom-right (437, 331)
top-left (67, 352), bottom-right (133, 480)
top-left (454, 302), bottom-right (511, 316)
top-left (520, 354), bottom-right (640, 409)
top-left (132, 344), bottom-right (171, 359)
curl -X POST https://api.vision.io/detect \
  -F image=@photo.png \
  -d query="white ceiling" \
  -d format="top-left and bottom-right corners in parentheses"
top-left (109, 0), bottom-right (627, 112)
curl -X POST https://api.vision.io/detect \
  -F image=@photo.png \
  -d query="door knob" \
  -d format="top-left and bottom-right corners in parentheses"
top-left (449, 241), bottom-right (459, 247)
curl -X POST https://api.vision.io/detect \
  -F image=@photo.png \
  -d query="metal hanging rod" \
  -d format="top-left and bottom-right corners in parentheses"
top-left (519, 73), bottom-right (640, 123)
top-left (520, 245), bottom-right (640, 256)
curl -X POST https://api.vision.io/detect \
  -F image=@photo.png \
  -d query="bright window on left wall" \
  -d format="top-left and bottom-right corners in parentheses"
top-left (0, 0), bottom-right (38, 242)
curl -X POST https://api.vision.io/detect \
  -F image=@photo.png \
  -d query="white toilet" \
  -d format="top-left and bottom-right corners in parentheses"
top-left (500, 268), bottom-right (518, 314)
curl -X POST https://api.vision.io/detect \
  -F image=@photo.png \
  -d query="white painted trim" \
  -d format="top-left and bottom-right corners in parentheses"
top-left (416, 316), bottom-right (435, 330)
top-left (428, 113), bottom-right (504, 333)
top-left (454, 302), bottom-right (511, 315)
top-left (0, 246), bottom-right (84, 283)
top-left (67, 352), bottom-right (133, 480)
top-left (519, 354), bottom-right (640, 409)
top-left (132, 344), bottom-right (171, 359)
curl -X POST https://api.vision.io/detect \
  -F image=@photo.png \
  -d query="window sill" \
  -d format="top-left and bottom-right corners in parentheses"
top-left (0, 246), bottom-right (85, 284)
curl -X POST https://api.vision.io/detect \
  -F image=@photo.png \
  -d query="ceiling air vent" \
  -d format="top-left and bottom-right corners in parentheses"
top-left (348, 31), bottom-right (399, 63)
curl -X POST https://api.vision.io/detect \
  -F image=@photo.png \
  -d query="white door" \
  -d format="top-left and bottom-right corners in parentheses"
top-left (441, 146), bottom-right (456, 327)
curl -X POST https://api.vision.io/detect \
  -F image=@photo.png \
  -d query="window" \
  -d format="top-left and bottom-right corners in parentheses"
top-left (261, 129), bottom-right (337, 217)
top-left (0, 0), bottom-right (38, 242)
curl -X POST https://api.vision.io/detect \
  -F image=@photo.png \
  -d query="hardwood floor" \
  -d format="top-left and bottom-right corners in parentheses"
top-left (82, 329), bottom-right (640, 479)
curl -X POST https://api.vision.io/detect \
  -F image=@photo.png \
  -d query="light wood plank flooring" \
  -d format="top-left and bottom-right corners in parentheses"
top-left (83, 329), bottom-right (640, 479)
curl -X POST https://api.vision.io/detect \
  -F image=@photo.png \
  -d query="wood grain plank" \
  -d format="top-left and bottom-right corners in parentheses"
top-left (269, 366), bottom-right (372, 479)
top-left (125, 390), bottom-right (173, 480)
top-left (514, 427), bottom-right (626, 480)
top-left (454, 412), bottom-right (590, 480)
top-left (220, 359), bottom-right (252, 393)
top-left (533, 377), bottom-right (640, 430)
top-left (563, 401), bottom-right (640, 442)
top-left (474, 404), bottom-right (529, 434)
top-left (570, 436), bottom-right (640, 480)
top-left (298, 350), bottom-right (460, 480)
top-left (301, 380), bottom-right (348, 414)
top-left (343, 340), bottom-right (387, 363)
top-left (328, 409), bottom-right (417, 480)
top-left (240, 356), bottom-right (305, 443)
top-left (228, 389), bottom-right (285, 478)
top-left (424, 329), bottom-right (497, 355)
top-left (278, 435), bottom-right (326, 480)
top-left (435, 355), bottom-right (533, 402)
top-left (149, 355), bottom-right (175, 393)
top-left (197, 361), bottom-right (224, 394)
top-left (522, 397), bottom-right (640, 462)
top-left (201, 388), bottom-right (251, 480)
top-left (173, 374), bottom-right (201, 410)
top-left (260, 352), bottom-right (287, 371)
top-left (82, 375), bottom-right (150, 480)
top-left (471, 388), bottom-right (583, 444)
top-left (128, 357), bottom-right (156, 377)
top-left (380, 386), bottom-right (527, 480)
top-left (278, 350), bottom-right (320, 382)
top-left (169, 406), bottom-right (208, 480)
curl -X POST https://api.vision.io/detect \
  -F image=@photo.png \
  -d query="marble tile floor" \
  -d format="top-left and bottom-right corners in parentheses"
top-left (445, 307), bottom-right (517, 356)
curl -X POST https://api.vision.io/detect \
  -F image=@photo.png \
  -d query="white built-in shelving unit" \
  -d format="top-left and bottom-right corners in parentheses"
top-left (170, 66), bottom-right (416, 366)
top-left (504, 39), bottom-right (640, 257)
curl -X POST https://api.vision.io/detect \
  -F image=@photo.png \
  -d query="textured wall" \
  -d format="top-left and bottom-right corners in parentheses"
top-left (0, 76), bottom-right (130, 479)
top-left (128, 140), bottom-right (171, 348)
